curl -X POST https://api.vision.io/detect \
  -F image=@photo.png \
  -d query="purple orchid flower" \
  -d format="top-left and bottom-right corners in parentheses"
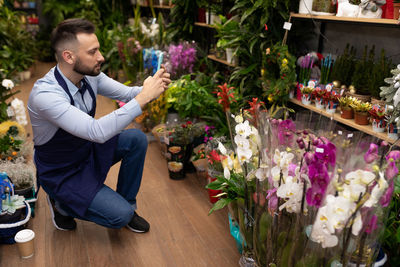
top-left (278, 120), bottom-right (296, 146)
top-left (380, 180), bottom-right (394, 207)
top-left (385, 150), bottom-right (400, 180)
top-left (314, 142), bottom-right (336, 167)
top-left (364, 143), bottom-right (379, 164)
top-left (365, 215), bottom-right (378, 234)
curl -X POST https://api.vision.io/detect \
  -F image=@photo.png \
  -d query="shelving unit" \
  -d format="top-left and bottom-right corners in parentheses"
top-left (194, 22), bottom-right (215, 29)
top-left (207, 54), bottom-right (236, 67)
top-left (139, 4), bottom-right (173, 9)
top-left (289, 98), bottom-right (399, 144)
top-left (290, 12), bottom-right (400, 26)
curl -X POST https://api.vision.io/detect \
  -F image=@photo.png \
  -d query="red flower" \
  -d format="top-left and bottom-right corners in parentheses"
top-left (207, 150), bottom-right (221, 163)
top-left (264, 24), bottom-right (268, 31)
top-left (247, 98), bottom-right (265, 127)
top-left (213, 83), bottom-right (236, 112)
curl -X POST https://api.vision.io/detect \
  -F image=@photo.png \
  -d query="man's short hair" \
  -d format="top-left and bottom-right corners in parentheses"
top-left (51, 18), bottom-right (95, 56)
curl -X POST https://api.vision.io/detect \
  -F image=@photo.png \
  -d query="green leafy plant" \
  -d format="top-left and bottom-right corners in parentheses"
top-left (165, 73), bottom-right (220, 119)
top-left (331, 44), bottom-right (357, 87)
top-left (228, 0), bottom-right (296, 97)
top-left (338, 95), bottom-right (356, 110)
top-left (352, 45), bottom-right (376, 95)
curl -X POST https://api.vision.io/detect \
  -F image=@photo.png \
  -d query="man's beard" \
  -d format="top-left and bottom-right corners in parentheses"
top-left (73, 57), bottom-right (102, 76)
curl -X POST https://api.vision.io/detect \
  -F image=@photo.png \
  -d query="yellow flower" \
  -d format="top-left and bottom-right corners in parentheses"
top-left (0, 120), bottom-right (25, 137)
top-left (282, 58), bottom-right (288, 67)
top-left (268, 94), bottom-right (273, 103)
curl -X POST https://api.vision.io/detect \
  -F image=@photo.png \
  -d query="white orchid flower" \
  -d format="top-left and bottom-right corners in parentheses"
top-left (342, 183), bottom-right (366, 202)
top-left (235, 120), bottom-right (251, 137)
top-left (223, 166), bottom-right (231, 180)
top-left (234, 114), bottom-right (243, 123)
top-left (217, 141), bottom-right (227, 155)
top-left (255, 164), bottom-right (268, 181)
top-left (311, 207), bottom-right (339, 248)
top-left (364, 172), bottom-right (388, 208)
top-left (345, 170), bottom-right (375, 186)
top-left (237, 146), bottom-right (252, 163)
top-left (351, 212), bottom-right (363, 236)
top-left (234, 135), bottom-right (250, 150)
top-left (2, 79), bottom-right (14, 89)
top-left (277, 176), bottom-right (303, 213)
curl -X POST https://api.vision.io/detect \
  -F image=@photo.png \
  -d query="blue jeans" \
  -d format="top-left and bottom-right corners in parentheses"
top-left (56, 129), bottom-right (148, 228)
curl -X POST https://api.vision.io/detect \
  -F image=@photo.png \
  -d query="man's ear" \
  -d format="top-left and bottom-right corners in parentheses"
top-left (61, 50), bottom-right (75, 65)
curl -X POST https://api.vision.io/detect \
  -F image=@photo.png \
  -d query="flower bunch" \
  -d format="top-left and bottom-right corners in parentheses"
top-left (300, 86), bottom-right (314, 95)
top-left (165, 42), bottom-right (197, 79)
top-left (167, 121), bottom-right (195, 145)
top-left (207, 108), bottom-right (398, 266)
top-left (338, 95), bottom-right (357, 110)
top-left (368, 104), bottom-right (386, 120)
top-left (350, 99), bottom-right (372, 113)
top-left (117, 37), bottom-right (143, 81)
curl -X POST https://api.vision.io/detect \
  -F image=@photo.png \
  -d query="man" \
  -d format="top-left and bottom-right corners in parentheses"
top-left (28, 18), bottom-right (170, 233)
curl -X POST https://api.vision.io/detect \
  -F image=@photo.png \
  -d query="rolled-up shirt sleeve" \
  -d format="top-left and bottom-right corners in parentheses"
top-left (29, 76), bottom-right (142, 144)
top-left (95, 72), bottom-right (142, 102)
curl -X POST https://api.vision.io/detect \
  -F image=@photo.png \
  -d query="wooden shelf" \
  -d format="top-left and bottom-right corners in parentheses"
top-left (194, 22), bottom-right (215, 29)
top-left (289, 98), bottom-right (399, 144)
top-left (139, 4), bottom-right (173, 9)
top-left (290, 12), bottom-right (400, 26)
top-left (207, 55), bottom-right (236, 67)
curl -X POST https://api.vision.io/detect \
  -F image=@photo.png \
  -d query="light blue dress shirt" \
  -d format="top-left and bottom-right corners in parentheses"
top-left (28, 66), bottom-right (143, 145)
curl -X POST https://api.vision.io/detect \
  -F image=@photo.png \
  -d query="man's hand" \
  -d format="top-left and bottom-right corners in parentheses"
top-left (136, 68), bottom-right (170, 108)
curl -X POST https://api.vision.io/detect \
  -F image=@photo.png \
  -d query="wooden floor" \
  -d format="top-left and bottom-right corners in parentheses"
top-left (0, 62), bottom-right (240, 266)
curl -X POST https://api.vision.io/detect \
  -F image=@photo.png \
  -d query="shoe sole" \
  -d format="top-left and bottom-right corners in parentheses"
top-left (46, 195), bottom-right (72, 231)
top-left (125, 224), bottom-right (147, 233)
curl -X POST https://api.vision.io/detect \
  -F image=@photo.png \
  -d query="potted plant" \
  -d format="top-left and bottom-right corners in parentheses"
top-left (191, 144), bottom-right (207, 179)
top-left (338, 95), bottom-right (356, 119)
top-left (368, 105), bottom-right (386, 133)
top-left (213, 15), bottom-right (240, 64)
top-left (300, 87), bottom-right (314, 105)
top-left (350, 99), bottom-right (372, 125)
top-left (166, 121), bottom-right (198, 180)
top-left (323, 90), bottom-right (340, 114)
top-left (312, 87), bottom-right (326, 109)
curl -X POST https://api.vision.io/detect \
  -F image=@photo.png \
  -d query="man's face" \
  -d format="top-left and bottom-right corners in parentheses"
top-left (73, 33), bottom-right (104, 76)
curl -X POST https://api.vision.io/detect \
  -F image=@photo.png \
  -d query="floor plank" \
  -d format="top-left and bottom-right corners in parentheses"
top-left (0, 62), bottom-right (240, 266)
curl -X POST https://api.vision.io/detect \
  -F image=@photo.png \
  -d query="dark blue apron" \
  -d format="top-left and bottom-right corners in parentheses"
top-left (34, 67), bottom-right (118, 217)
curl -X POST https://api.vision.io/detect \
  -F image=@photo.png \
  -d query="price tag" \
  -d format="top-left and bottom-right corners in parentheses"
top-left (316, 148), bottom-right (324, 153)
top-left (338, 131), bottom-right (343, 135)
top-left (347, 133), bottom-right (353, 138)
top-left (283, 22), bottom-right (292, 30)
top-left (6, 106), bottom-right (14, 117)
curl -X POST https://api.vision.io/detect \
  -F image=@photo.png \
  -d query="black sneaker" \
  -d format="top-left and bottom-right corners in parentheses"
top-left (46, 195), bottom-right (77, 231)
top-left (126, 212), bottom-right (150, 233)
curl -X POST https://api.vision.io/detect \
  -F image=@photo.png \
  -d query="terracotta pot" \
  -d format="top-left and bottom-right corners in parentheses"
top-left (341, 108), bottom-right (354, 119)
top-left (394, 3), bottom-right (400, 19)
top-left (354, 112), bottom-right (369, 125)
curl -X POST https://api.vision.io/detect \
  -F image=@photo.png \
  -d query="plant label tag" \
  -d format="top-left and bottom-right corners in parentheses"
top-left (316, 148), bottom-right (324, 153)
top-left (164, 136), bottom-right (169, 145)
top-left (6, 106), bottom-right (14, 117)
top-left (347, 133), bottom-right (353, 138)
top-left (338, 131), bottom-right (343, 135)
top-left (283, 22), bottom-right (292, 30)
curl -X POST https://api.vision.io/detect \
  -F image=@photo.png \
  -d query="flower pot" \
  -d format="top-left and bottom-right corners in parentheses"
top-left (312, 0), bottom-right (336, 15)
top-left (372, 119), bottom-right (386, 133)
top-left (166, 144), bottom-right (186, 180)
top-left (325, 101), bottom-right (338, 114)
top-left (315, 97), bottom-right (325, 110)
top-left (299, 0), bottom-right (314, 14)
top-left (226, 48), bottom-right (236, 64)
top-left (394, 3), bottom-right (400, 19)
top-left (301, 94), bottom-right (312, 105)
top-left (341, 108), bottom-right (354, 119)
top-left (354, 112), bottom-right (369, 125)
top-left (207, 176), bottom-right (222, 204)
